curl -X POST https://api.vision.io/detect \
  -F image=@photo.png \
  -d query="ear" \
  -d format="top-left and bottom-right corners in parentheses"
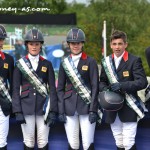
top-left (40, 46), bottom-right (42, 51)
top-left (125, 42), bottom-right (128, 48)
top-left (25, 44), bottom-right (28, 51)
top-left (110, 42), bottom-right (112, 49)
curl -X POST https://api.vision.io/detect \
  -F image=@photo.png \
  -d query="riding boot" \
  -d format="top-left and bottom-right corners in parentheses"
top-left (24, 144), bottom-right (34, 150)
top-left (117, 147), bottom-right (125, 150)
top-left (87, 143), bottom-right (95, 150)
top-left (38, 143), bottom-right (48, 150)
top-left (129, 144), bottom-right (136, 150)
top-left (68, 144), bottom-right (78, 150)
top-left (0, 145), bottom-right (7, 150)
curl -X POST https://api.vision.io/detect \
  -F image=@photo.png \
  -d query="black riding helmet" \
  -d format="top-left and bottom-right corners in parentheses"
top-left (66, 28), bottom-right (85, 43)
top-left (24, 28), bottom-right (44, 44)
top-left (99, 91), bottom-right (124, 111)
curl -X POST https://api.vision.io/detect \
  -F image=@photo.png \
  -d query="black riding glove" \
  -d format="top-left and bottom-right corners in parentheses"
top-left (15, 113), bottom-right (26, 124)
top-left (102, 86), bottom-right (110, 91)
top-left (58, 114), bottom-right (67, 123)
top-left (46, 112), bottom-right (57, 127)
top-left (111, 83), bottom-right (122, 92)
top-left (89, 112), bottom-right (98, 124)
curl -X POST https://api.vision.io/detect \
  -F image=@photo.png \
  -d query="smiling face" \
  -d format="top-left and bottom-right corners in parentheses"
top-left (110, 30), bottom-right (128, 57)
top-left (27, 41), bottom-right (42, 56)
top-left (110, 38), bottom-right (128, 57)
top-left (69, 42), bottom-right (84, 55)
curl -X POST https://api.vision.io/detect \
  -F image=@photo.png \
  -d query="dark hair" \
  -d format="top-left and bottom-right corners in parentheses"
top-left (110, 30), bottom-right (127, 43)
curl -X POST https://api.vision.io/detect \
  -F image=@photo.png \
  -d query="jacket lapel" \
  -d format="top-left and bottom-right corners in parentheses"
top-left (116, 51), bottom-right (129, 72)
top-left (0, 51), bottom-right (6, 68)
top-left (36, 60), bottom-right (42, 72)
top-left (36, 56), bottom-right (45, 72)
top-left (112, 58), bottom-right (117, 72)
top-left (77, 58), bottom-right (86, 70)
top-left (77, 52), bottom-right (87, 70)
top-left (116, 58), bottom-right (127, 72)
top-left (0, 59), bottom-right (4, 68)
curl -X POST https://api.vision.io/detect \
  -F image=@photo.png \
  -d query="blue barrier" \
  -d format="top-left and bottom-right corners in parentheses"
top-left (45, 44), bottom-right (64, 70)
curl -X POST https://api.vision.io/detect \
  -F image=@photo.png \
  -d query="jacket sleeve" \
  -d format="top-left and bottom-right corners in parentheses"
top-left (120, 57), bottom-right (148, 93)
top-left (47, 62), bottom-right (58, 113)
top-left (89, 58), bottom-right (99, 112)
top-left (57, 63), bottom-right (66, 114)
top-left (8, 56), bottom-right (14, 97)
top-left (12, 67), bottom-right (22, 113)
top-left (99, 63), bottom-right (110, 91)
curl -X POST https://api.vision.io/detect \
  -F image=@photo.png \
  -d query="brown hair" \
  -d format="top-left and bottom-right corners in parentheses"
top-left (110, 30), bottom-right (127, 43)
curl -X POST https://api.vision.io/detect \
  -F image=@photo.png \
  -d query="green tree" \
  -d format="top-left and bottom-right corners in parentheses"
top-left (65, 0), bottom-right (150, 75)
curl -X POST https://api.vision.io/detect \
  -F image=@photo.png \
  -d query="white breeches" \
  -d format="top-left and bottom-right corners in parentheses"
top-left (0, 106), bottom-right (9, 148)
top-left (21, 115), bottom-right (50, 148)
top-left (65, 114), bottom-right (96, 150)
top-left (111, 115), bottom-right (137, 150)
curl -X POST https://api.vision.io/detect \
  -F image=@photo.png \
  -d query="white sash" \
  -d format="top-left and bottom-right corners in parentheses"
top-left (0, 77), bottom-right (12, 102)
top-left (63, 57), bottom-right (91, 104)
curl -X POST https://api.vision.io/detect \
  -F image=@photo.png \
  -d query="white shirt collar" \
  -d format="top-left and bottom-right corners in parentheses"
top-left (114, 52), bottom-right (125, 69)
top-left (71, 53), bottom-right (82, 68)
top-left (71, 53), bottom-right (82, 60)
top-left (28, 54), bottom-right (39, 62)
top-left (114, 51), bottom-right (125, 61)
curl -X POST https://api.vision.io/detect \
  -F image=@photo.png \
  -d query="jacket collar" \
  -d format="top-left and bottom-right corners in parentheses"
top-left (0, 51), bottom-right (5, 60)
top-left (81, 52), bottom-right (87, 59)
top-left (70, 52), bottom-right (87, 60)
top-left (112, 50), bottom-right (128, 62)
top-left (25, 55), bottom-right (45, 61)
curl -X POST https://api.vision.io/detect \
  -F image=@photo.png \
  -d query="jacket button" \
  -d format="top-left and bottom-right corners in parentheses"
top-left (33, 93), bottom-right (36, 95)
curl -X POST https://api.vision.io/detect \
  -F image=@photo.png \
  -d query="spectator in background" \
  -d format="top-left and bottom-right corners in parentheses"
top-left (62, 41), bottom-right (70, 57)
top-left (14, 38), bottom-right (26, 60)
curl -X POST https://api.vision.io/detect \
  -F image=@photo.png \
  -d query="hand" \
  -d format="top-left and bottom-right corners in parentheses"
top-left (58, 114), bottom-right (67, 123)
top-left (89, 112), bottom-right (98, 124)
top-left (102, 86), bottom-right (110, 91)
top-left (46, 112), bottom-right (57, 127)
top-left (111, 83), bottom-right (121, 92)
top-left (15, 113), bottom-right (26, 124)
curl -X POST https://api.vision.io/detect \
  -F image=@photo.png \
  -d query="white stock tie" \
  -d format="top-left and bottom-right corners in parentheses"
top-left (115, 58), bottom-right (121, 69)
top-left (31, 58), bottom-right (38, 71)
